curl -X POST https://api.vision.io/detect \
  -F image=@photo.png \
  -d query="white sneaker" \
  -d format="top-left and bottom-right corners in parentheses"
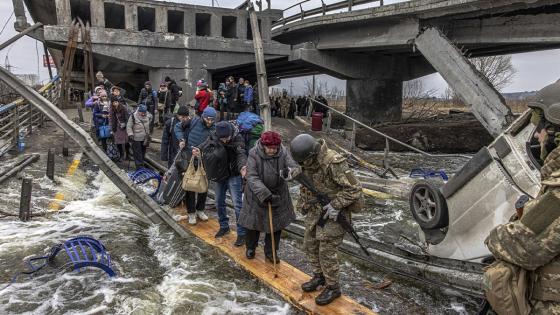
top-left (188, 213), bottom-right (197, 225)
top-left (196, 210), bottom-right (209, 221)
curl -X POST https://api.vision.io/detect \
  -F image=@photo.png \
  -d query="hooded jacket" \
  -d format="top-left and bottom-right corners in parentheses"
top-left (126, 111), bottom-right (152, 141)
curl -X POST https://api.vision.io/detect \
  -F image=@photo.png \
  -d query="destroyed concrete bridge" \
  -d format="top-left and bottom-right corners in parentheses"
top-left (13, 0), bottom-right (560, 135)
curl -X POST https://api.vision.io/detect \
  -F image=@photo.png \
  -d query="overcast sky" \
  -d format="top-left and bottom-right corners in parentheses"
top-left (1, 0), bottom-right (559, 96)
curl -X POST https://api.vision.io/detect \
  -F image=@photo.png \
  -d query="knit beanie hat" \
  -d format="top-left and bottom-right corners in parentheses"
top-left (202, 107), bottom-right (217, 119)
top-left (176, 105), bottom-right (189, 116)
top-left (215, 121), bottom-right (232, 138)
top-left (138, 105), bottom-right (147, 113)
top-left (261, 131), bottom-right (282, 147)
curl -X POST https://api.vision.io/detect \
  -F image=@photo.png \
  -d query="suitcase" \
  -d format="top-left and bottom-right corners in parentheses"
top-left (156, 165), bottom-right (184, 207)
top-left (156, 151), bottom-right (185, 207)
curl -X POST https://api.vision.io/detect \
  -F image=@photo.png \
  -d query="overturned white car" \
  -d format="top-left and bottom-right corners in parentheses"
top-left (410, 109), bottom-right (542, 262)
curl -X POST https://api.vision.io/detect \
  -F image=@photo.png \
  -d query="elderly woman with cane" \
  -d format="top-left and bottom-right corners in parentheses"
top-left (239, 131), bottom-right (300, 263)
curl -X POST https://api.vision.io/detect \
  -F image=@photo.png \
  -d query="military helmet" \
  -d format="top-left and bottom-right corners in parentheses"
top-left (290, 134), bottom-right (320, 163)
top-left (528, 79), bottom-right (560, 125)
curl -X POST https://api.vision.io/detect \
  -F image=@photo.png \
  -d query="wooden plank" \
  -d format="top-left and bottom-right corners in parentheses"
top-left (171, 207), bottom-right (376, 315)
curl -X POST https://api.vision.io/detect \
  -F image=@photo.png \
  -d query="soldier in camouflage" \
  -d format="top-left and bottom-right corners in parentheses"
top-left (279, 90), bottom-right (291, 119)
top-left (485, 79), bottom-right (560, 314)
top-left (290, 134), bottom-right (363, 305)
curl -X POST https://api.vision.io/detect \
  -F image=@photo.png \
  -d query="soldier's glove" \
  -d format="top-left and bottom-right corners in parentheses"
top-left (128, 135), bottom-right (134, 142)
top-left (280, 166), bottom-right (301, 181)
top-left (322, 203), bottom-right (339, 221)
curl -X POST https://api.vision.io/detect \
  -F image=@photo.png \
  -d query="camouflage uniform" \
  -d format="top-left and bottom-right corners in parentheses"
top-left (486, 146), bottom-right (560, 314)
top-left (297, 139), bottom-right (363, 286)
top-left (279, 96), bottom-right (290, 119)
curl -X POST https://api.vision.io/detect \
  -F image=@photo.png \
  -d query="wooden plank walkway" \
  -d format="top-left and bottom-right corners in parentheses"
top-left (171, 207), bottom-right (376, 315)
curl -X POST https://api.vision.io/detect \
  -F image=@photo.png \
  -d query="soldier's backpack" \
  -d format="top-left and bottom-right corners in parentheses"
top-left (483, 260), bottom-right (531, 315)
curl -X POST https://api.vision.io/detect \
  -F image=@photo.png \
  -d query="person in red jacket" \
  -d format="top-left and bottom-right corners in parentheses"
top-left (194, 79), bottom-right (213, 116)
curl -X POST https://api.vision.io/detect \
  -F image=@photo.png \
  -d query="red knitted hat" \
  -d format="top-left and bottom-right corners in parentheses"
top-left (261, 131), bottom-right (282, 146)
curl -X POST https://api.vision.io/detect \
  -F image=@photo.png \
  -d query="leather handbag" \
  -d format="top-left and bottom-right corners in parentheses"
top-left (181, 155), bottom-right (208, 193)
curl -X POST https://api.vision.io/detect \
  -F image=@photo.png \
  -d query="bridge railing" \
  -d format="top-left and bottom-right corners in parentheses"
top-left (0, 76), bottom-right (61, 156)
top-left (304, 97), bottom-right (470, 178)
top-left (272, 0), bottom-right (384, 28)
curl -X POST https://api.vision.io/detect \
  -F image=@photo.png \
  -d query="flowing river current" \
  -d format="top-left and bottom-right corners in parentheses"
top-left (0, 148), bottom-right (478, 314)
top-left (0, 162), bottom-right (292, 314)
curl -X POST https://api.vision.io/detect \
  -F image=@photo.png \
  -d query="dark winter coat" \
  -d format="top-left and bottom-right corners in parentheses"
top-left (138, 88), bottom-right (158, 110)
top-left (200, 126), bottom-right (247, 180)
top-left (158, 89), bottom-right (173, 113)
top-left (161, 116), bottom-right (180, 162)
top-left (226, 84), bottom-right (237, 112)
top-left (238, 141), bottom-right (298, 232)
top-left (168, 80), bottom-right (180, 104)
top-left (109, 103), bottom-right (129, 144)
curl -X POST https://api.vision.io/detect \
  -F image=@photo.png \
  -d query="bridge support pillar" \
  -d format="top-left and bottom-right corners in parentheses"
top-left (346, 79), bottom-right (402, 124)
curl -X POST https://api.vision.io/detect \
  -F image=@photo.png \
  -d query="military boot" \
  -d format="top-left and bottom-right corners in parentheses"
top-left (301, 273), bottom-right (325, 292)
top-left (315, 284), bottom-right (341, 306)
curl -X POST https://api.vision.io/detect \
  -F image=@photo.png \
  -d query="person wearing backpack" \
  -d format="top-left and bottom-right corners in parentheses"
top-left (289, 134), bottom-right (363, 306)
top-left (176, 106), bottom-right (217, 225)
top-left (138, 81), bottom-right (158, 132)
top-left (127, 105), bottom-right (153, 170)
top-left (238, 131), bottom-right (298, 263)
top-left (237, 111), bottom-right (264, 154)
top-left (484, 80), bottom-right (560, 315)
top-left (161, 105), bottom-right (190, 168)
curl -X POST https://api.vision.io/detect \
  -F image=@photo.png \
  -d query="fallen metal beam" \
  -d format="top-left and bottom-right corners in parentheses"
top-left (0, 23), bottom-right (43, 51)
top-left (0, 154), bottom-right (40, 184)
top-left (0, 67), bottom-right (190, 238)
top-left (414, 27), bottom-right (514, 138)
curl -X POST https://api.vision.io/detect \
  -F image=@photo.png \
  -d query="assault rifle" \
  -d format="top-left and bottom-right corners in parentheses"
top-left (289, 171), bottom-right (370, 257)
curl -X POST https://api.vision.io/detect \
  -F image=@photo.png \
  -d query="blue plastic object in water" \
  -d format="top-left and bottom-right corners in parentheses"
top-left (52, 236), bottom-right (116, 277)
top-left (6, 236), bottom-right (115, 289)
top-left (127, 168), bottom-right (162, 197)
top-left (409, 168), bottom-right (449, 181)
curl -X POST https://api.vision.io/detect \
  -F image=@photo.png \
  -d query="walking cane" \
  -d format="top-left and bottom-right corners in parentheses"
top-left (268, 202), bottom-right (278, 278)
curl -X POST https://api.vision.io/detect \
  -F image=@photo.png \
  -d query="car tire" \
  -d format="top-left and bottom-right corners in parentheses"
top-left (409, 180), bottom-right (449, 230)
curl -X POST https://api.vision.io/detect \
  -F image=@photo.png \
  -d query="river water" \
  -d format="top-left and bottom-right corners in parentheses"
top-left (0, 160), bottom-right (293, 314)
top-left (0, 148), bottom-right (479, 314)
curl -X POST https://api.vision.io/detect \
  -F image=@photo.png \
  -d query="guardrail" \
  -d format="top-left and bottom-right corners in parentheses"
top-left (0, 76), bottom-right (61, 156)
top-left (305, 97), bottom-right (471, 178)
top-left (272, 0), bottom-right (383, 28)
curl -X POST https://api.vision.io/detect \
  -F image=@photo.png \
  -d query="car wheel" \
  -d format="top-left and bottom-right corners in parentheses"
top-left (409, 180), bottom-right (449, 229)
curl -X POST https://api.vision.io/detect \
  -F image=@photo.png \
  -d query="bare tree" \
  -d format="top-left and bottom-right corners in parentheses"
top-left (402, 79), bottom-right (439, 121)
top-left (304, 78), bottom-right (314, 96)
top-left (471, 55), bottom-right (516, 91)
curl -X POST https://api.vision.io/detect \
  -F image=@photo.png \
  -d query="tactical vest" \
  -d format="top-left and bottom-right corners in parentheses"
top-left (522, 189), bottom-right (560, 303)
top-left (309, 142), bottom-right (364, 212)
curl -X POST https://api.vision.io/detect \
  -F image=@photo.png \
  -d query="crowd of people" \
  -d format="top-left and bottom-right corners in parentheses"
top-left (269, 92), bottom-right (330, 119)
top-left (83, 72), bottom-right (361, 306)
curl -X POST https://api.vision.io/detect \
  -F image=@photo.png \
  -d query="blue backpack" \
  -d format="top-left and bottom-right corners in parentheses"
top-left (237, 112), bottom-right (263, 132)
